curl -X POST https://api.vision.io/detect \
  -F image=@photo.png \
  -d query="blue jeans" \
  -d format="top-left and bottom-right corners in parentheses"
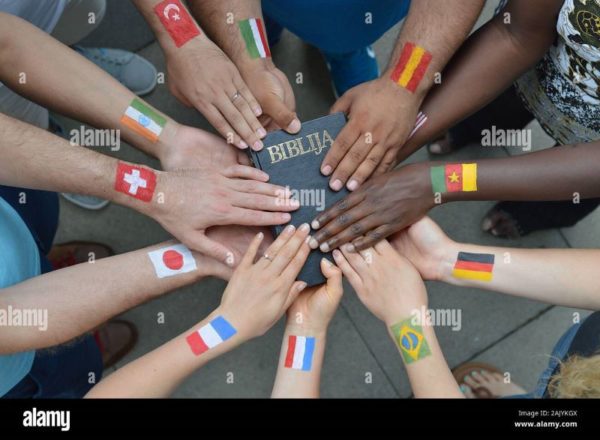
top-left (510, 323), bottom-right (581, 399)
top-left (262, 0), bottom-right (410, 57)
top-left (0, 186), bottom-right (103, 398)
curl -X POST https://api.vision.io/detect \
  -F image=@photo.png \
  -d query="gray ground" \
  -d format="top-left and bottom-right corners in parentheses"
top-left (54, 1), bottom-right (598, 397)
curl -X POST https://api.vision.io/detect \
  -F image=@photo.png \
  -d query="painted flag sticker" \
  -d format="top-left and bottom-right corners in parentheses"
top-left (391, 319), bottom-right (431, 364)
top-left (452, 252), bottom-right (495, 282)
top-left (409, 111), bottom-right (428, 139)
top-left (391, 42), bottom-right (432, 93)
top-left (114, 162), bottom-right (157, 202)
top-left (154, 0), bottom-right (200, 48)
top-left (120, 99), bottom-right (166, 143)
top-left (148, 244), bottom-right (197, 278)
top-left (430, 163), bottom-right (478, 194)
top-left (284, 335), bottom-right (315, 372)
top-left (239, 18), bottom-right (271, 59)
top-left (186, 316), bottom-right (237, 356)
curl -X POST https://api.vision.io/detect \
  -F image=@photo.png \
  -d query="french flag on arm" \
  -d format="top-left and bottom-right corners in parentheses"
top-left (186, 316), bottom-right (237, 356)
top-left (284, 335), bottom-right (316, 372)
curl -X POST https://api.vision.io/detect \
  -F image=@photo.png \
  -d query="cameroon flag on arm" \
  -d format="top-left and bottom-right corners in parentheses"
top-left (430, 163), bottom-right (478, 193)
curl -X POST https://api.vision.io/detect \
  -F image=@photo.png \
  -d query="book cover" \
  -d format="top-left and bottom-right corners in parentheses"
top-left (248, 112), bottom-right (349, 286)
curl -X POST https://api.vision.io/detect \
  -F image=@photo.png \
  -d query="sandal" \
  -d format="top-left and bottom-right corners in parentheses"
top-left (48, 241), bottom-right (114, 269)
top-left (453, 362), bottom-right (503, 399)
top-left (94, 319), bottom-right (138, 368)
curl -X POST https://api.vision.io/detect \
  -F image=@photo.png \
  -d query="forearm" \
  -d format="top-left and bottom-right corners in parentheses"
top-left (188, 0), bottom-right (269, 71)
top-left (271, 326), bottom-right (325, 398)
top-left (437, 242), bottom-right (600, 310)
top-left (402, 0), bottom-right (561, 158)
top-left (387, 318), bottom-right (462, 398)
top-left (436, 143), bottom-right (600, 202)
top-left (0, 241), bottom-right (210, 353)
top-left (0, 12), bottom-right (176, 160)
top-left (87, 307), bottom-right (241, 398)
top-left (385, 0), bottom-right (484, 100)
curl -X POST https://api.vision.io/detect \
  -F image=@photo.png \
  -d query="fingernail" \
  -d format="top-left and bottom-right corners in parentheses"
top-left (257, 232), bottom-right (264, 240)
top-left (239, 140), bottom-right (248, 149)
top-left (460, 384), bottom-right (468, 393)
top-left (346, 243), bottom-right (356, 253)
top-left (308, 238), bottom-right (319, 249)
top-left (332, 249), bottom-right (342, 259)
top-left (285, 224), bottom-right (296, 233)
top-left (322, 257), bottom-right (332, 267)
top-left (253, 140), bottom-right (264, 151)
top-left (311, 220), bottom-right (320, 230)
top-left (299, 223), bottom-right (310, 233)
top-left (321, 165), bottom-right (332, 176)
top-left (282, 213), bottom-right (291, 222)
top-left (287, 118), bottom-right (301, 133)
top-left (471, 371), bottom-right (479, 376)
top-left (330, 179), bottom-right (343, 191)
top-left (482, 218), bottom-right (493, 231)
top-left (305, 236), bottom-right (311, 244)
top-left (253, 106), bottom-right (263, 116)
top-left (463, 375), bottom-right (470, 382)
top-left (347, 180), bottom-right (358, 191)
top-left (225, 252), bottom-right (235, 267)
top-left (297, 282), bottom-right (307, 292)
top-left (257, 128), bottom-right (267, 138)
top-left (320, 242), bottom-right (330, 253)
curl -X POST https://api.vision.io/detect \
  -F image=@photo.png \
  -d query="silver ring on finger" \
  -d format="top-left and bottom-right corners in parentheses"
top-left (262, 253), bottom-right (274, 262)
top-left (231, 91), bottom-right (241, 102)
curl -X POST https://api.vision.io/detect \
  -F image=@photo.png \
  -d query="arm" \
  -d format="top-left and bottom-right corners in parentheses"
top-left (188, 0), bottom-right (301, 133)
top-left (333, 240), bottom-right (462, 398)
top-left (271, 259), bottom-right (343, 398)
top-left (87, 223), bottom-right (312, 397)
top-left (397, 0), bottom-right (563, 162)
top-left (0, 241), bottom-right (230, 353)
top-left (309, 142), bottom-right (600, 253)
top-left (321, 0), bottom-right (485, 192)
top-left (131, 0), bottom-right (266, 150)
top-left (390, 217), bottom-right (600, 311)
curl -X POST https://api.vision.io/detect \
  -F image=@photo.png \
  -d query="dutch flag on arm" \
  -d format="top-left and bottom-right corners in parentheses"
top-left (284, 335), bottom-right (316, 372)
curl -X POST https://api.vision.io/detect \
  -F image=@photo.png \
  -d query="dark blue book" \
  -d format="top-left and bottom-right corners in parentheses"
top-left (248, 113), bottom-right (349, 286)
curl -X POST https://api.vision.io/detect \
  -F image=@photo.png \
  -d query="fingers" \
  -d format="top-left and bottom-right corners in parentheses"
top-left (373, 238), bottom-right (395, 257)
top-left (351, 225), bottom-right (392, 251)
top-left (340, 243), bottom-right (370, 274)
top-left (240, 232), bottom-right (265, 267)
top-left (237, 149), bottom-right (251, 166)
top-left (315, 214), bottom-right (381, 253)
top-left (310, 205), bottom-right (372, 251)
top-left (260, 224), bottom-right (296, 265)
top-left (218, 96), bottom-right (263, 150)
top-left (372, 148), bottom-right (398, 177)
top-left (203, 105), bottom-right (247, 150)
top-left (332, 248), bottom-right (362, 287)
top-left (227, 81), bottom-right (267, 148)
top-left (330, 89), bottom-right (354, 114)
top-left (227, 206), bottom-right (291, 226)
top-left (283, 280), bottom-right (308, 310)
top-left (185, 233), bottom-right (236, 268)
top-left (321, 258), bottom-right (343, 300)
top-left (345, 144), bottom-right (386, 190)
top-left (321, 121), bottom-right (361, 181)
top-left (329, 136), bottom-right (373, 192)
top-left (262, 93), bottom-right (301, 134)
top-left (230, 192), bottom-right (299, 212)
top-left (236, 79), bottom-right (263, 118)
top-left (311, 191), bottom-right (364, 231)
top-left (271, 223), bottom-right (311, 276)
top-left (223, 164), bottom-right (270, 181)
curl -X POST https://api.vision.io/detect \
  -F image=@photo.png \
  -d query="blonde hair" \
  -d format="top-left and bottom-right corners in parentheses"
top-left (547, 354), bottom-right (600, 398)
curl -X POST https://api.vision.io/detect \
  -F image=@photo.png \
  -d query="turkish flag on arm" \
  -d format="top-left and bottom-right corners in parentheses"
top-left (154, 0), bottom-right (201, 48)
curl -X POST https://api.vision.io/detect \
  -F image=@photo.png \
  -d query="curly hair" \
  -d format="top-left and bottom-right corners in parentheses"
top-left (547, 354), bottom-right (600, 398)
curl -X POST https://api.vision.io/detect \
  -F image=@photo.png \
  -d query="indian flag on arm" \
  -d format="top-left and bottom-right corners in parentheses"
top-left (120, 98), bottom-right (166, 143)
top-left (239, 18), bottom-right (271, 59)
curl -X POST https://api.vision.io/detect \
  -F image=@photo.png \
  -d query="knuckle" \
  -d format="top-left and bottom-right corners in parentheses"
top-left (350, 223), bottom-right (363, 235)
top-left (337, 213), bottom-right (351, 226)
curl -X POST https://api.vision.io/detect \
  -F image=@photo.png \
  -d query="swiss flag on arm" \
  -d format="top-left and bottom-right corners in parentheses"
top-left (114, 162), bottom-right (157, 202)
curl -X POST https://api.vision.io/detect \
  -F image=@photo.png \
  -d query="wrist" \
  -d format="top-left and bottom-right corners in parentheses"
top-left (284, 319), bottom-right (328, 339)
top-left (155, 119), bottom-right (182, 166)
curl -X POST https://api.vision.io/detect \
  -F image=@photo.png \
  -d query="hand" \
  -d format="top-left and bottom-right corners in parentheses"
top-left (310, 162), bottom-right (434, 253)
top-left (322, 78), bottom-right (421, 191)
top-left (239, 62), bottom-right (301, 134)
top-left (206, 225), bottom-right (273, 270)
top-left (218, 224), bottom-right (311, 340)
top-left (150, 164), bottom-right (298, 265)
top-left (158, 123), bottom-right (250, 172)
top-left (388, 217), bottom-right (458, 282)
top-left (166, 38), bottom-right (266, 150)
top-left (333, 240), bottom-right (428, 326)
top-left (285, 258), bottom-right (343, 335)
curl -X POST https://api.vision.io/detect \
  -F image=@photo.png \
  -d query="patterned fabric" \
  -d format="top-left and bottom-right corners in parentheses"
top-left (515, 0), bottom-right (600, 144)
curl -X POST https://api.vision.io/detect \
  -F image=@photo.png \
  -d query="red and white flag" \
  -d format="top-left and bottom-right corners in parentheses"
top-left (148, 244), bottom-right (197, 278)
top-left (154, 0), bottom-right (200, 48)
top-left (114, 162), bottom-right (157, 202)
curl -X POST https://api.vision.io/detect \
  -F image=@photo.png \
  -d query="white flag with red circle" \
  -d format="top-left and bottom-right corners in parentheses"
top-left (148, 244), bottom-right (197, 278)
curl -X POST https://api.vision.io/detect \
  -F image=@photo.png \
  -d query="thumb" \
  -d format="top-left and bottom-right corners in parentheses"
top-left (284, 280), bottom-right (308, 310)
top-left (263, 94), bottom-right (301, 134)
top-left (321, 258), bottom-right (343, 301)
top-left (185, 233), bottom-right (236, 268)
top-left (330, 90), bottom-right (353, 115)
